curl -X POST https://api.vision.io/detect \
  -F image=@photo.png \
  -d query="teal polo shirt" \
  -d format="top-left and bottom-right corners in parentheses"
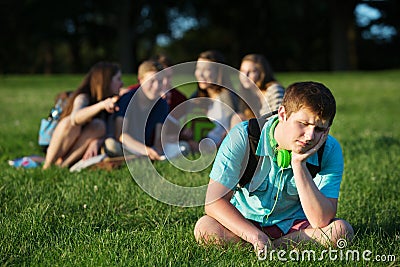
top-left (209, 115), bottom-right (344, 234)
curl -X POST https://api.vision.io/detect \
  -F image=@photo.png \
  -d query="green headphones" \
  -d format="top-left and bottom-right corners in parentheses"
top-left (269, 118), bottom-right (291, 168)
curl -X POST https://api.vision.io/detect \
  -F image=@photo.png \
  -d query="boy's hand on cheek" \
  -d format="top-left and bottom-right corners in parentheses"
top-left (292, 128), bottom-right (329, 165)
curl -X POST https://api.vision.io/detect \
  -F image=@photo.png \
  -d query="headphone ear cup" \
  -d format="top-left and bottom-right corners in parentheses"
top-left (277, 149), bottom-right (291, 168)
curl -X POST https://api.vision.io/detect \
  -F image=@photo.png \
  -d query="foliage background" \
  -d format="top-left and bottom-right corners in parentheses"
top-left (1, 0), bottom-right (399, 74)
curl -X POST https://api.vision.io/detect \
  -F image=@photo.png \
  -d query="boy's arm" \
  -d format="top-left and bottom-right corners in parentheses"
top-left (115, 116), bottom-right (162, 160)
top-left (205, 179), bottom-right (272, 251)
top-left (291, 131), bottom-right (338, 228)
top-left (291, 162), bottom-right (338, 228)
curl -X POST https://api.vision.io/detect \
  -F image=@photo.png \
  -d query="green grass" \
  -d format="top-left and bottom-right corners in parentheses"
top-left (1, 71), bottom-right (399, 266)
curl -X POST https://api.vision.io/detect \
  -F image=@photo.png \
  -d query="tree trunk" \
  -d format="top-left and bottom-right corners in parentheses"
top-left (117, 0), bottom-right (135, 73)
top-left (329, 0), bottom-right (358, 70)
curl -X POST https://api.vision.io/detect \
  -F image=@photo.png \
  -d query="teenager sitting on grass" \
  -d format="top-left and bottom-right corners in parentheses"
top-left (187, 50), bottom-right (239, 149)
top-left (43, 61), bottom-right (123, 169)
top-left (194, 81), bottom-right (354, 254)
top-left (104, 60), bottom-right (169, 161)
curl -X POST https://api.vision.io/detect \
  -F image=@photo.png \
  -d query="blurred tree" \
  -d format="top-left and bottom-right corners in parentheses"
top-left (355, 0), bottom-right (400, 69)
top-left (165, 0), bottom-right (359, 70)
top-left (0, 0), bottom-right (398, 73)
top-left (328, 0), bottom-right (359, 70)
top-left (0, 0), bottom-right (120, 73)
top-left (0, 0), bottom-right (179, 73)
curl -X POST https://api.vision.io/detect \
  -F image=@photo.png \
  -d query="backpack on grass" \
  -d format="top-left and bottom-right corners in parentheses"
top-left (38, 91), bottom-right (73, 152)
top-left (238, 111), bottom-right (325, 187)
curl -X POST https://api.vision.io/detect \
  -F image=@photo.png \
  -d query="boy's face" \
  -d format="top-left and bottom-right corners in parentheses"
top-left (278, 106), bottom-right (330, 154)
top-left (140, 71), bottom-right (163, 100)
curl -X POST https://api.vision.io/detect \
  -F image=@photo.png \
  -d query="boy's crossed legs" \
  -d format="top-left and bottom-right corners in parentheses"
top-left (194, 215), bottom-right (354, 250)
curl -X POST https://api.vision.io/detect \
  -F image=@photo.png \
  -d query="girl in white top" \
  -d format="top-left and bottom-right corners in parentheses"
top-left (43, 61), bottom-right (123, 169)
top-left (231, 54), bottom-right (285, 128)
top-left (192, 50), bottom-right (239, 146)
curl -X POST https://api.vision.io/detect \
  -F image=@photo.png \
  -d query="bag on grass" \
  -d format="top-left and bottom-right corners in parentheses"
top-left (38, 91), bottom-right (72, 151)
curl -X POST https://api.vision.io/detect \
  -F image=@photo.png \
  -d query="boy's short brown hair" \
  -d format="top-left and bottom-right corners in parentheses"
top-left (138, 60), bottom-right (163, 80)
top-left (282, 81), bottom-right (336, 126)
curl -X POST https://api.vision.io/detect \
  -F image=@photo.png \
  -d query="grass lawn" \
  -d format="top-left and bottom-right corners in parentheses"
top-left (0, 70), bottom-right (399, 266)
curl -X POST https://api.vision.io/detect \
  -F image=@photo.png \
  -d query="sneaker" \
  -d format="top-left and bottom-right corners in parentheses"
top-left (104, 138), bottom-right (123, 157)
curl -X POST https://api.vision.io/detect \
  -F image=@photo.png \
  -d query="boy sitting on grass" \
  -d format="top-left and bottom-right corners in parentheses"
top-left (104, 60), bottom-right (169, 161)
top-left (194, 81), bottom-right (354, 254)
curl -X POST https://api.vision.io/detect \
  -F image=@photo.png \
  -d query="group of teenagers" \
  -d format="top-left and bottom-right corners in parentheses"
top-left (41, 49), bottom-right (354, 255)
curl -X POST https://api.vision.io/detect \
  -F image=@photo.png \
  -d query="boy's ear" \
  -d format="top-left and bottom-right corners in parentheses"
top-left (277, 106), bottom-right (286, 121)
